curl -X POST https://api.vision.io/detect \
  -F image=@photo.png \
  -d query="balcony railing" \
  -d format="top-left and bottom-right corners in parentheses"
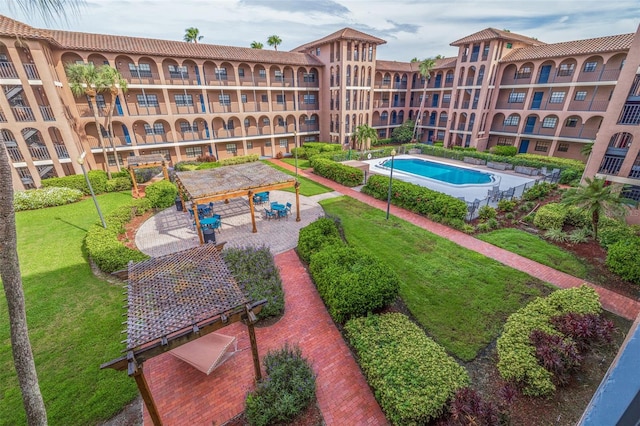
top-left (629, 166), bottom-right (640, 180)
top-left (23, 64), bottom-right (39, 80)
top-left (576, 68), bottom-right (621, 83)
top-left (0, 109), bottom-right (6, 122)
top-left (29, 145), bottom-right (51, 160)
top-left (11, 106), bottom-right (35, 122)
top-left (54, 144), bottom-right (70, 159)
top-left (567, 99), bottom-right (609, 112)
top-left (121, 70), bottom-right (162, 84)
top-left (40, 105), bottom-right (55, 121)
top-left (598, 155), bottom-right (624, 175)
top-left (6, 146), bottom-right (24, 162)
top-left (0, 62), bottom-right (19, 79)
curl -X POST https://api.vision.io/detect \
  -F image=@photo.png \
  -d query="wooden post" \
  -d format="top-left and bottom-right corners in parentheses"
top-left (295, 182), bottom-right (301, 222)
top-left (248, 191), bottom-right (258, 233)
top-left (131, 362), bottom-right (162, 425)
top-left (161, 161), bottom-right (169, 180)
top-left (129, 166), bottom-right (139, 197)
top-left (193, 202), bottom-right (203, 245)
top-left (246, 308), bottom-right (262, 381)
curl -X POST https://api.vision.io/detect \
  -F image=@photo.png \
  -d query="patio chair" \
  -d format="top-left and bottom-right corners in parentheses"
top-left (277, 208), bottom-right (288, 219)
top-left (264, 208), bottom-right (276, 220)
top-left (285, 202), bottom-right (292, 215)
top-left (253, 194), bottom-right (262, 205)
top-left (170, 332), bottom-right (238, 375)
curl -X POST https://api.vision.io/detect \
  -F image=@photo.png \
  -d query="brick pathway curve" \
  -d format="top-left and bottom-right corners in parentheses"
top-left (143, 249), bottom-right (388, 425)
top-left (271, 159), bottom-right (640, 321)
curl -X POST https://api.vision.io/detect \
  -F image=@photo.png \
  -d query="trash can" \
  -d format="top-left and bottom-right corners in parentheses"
top-left (202, 227), bottom-right (216, 244)
top-left (175, 197), bottom-right (183, 211)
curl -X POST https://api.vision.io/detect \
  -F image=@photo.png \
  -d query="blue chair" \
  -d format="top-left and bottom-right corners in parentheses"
top-left (277, 208), bottom-right (288, 219)
top-left (264, 208), bottom-right (276, 220)
top-left (285, 202), bottom-right (292, 216)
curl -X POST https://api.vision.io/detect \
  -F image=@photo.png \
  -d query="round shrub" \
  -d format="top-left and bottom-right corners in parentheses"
top-left (41, 170), bottom-right (108, 195)
top-left (106, 176), bottom-right (132, 192)
top-left (564, 206), bottom-right (590, 228)
top-left (297, 217), bottom-right (344, 263)
top-left (13, 187), bottom-right (83, 211)
top-left (606, 237), bottom-right (640, 284)
top-left (478, 205), bottom-right (497, 221)
top-left (533, 203), bottom-right (567, 230)
top-left (598, 219), bottom-right (640, 249)
top-left (309, 245), bottom-right (399, 323)
top-left (497, 199), bottom-right (517, 212)
top-left (144, 180), bottom-right (178, 208)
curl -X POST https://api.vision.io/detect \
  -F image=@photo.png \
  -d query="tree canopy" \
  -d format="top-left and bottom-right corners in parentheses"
top-left (250, 41), bottom-right (264, 49)
top-left (267, 35), bottom-right (282, 51)
top-left (392, 120), bottom-right (416, 143)
top-left (184, 27), bottom-right (203, 43)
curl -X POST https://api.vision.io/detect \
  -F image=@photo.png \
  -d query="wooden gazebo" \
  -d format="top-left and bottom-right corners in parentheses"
top-left (127, 154), bottom-right (169, 197)
top-left (101, 244), bottom-right (266, 425)
top-left (175, 162), bottom-right (300, 244)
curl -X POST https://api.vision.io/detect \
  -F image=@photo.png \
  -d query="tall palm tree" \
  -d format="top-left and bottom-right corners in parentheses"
top-left (354, 124), bottom-right (378, 151)
top-left (561, 177), bottom-right (630, 240)
top-left (410, 57), bottom-right (419, 63)
top-left (267, 35), bottom-right (282, 51)
top-left (412, 57), bottom-right (436, 142)
top-left (250, 41), bottom-right (263, 49)
top-left (184, 27), bottom-right (203, 43)
top-left (99, 65), bottom-right (128, 171)
top-left (65, 62), bottom-right (112, 178)
top-left (581, 141), bottom-right (594, 158)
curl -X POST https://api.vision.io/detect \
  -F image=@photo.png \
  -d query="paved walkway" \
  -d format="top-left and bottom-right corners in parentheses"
top-left (269, 159), bottom-right (640, 321)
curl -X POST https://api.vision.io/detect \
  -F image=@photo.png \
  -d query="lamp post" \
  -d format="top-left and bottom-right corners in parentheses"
top-left (77, 152), bottom-right (107, 228)
top-left (293, 130), bottom-right (298, 177)
top-left (386, 149), bottom-right (396, 220)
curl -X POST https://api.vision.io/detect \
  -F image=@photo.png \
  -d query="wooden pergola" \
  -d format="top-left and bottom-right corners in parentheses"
top-left (101, 244), bottom-right (266, 426)
top-left (126, 154), bottom-right (170, 197)
top-left (175, 162), bottom-right (301, 244)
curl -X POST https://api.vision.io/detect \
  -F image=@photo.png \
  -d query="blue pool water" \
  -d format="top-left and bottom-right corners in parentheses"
top-left (381, 158), bottom-right (493, 185)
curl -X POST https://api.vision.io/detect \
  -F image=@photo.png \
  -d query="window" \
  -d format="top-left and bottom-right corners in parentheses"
top-left (226, 143), bottom-right (237, 153)
top-left (565, 118), bottom-right (578, 127)
top-left (382, 76), bottom-right (391, 85)
top-left (277, 118), bottom-right (285, 127)
top-left (542, 117), bottom-right (557, 128)
top-left (279, 139), bottom-right (288, 148)
top-left (549, 92), bottom-right (565, 103)
top-left (574, 91), bottom-right (587, 101)
top-left (238, 68), bottom-right (245, 77)
top-left (303, 94), bottom-right (316, 104)
top-left (304, 116), bottom-right (317, 125)
top-left (276, 94), bottom-right (285, 104)
top-left (368, 46), bottom-right (373, 61)
top-left (244, 141), bottom-right (252, 149)
top-left (185, 146), bottom-right (202, 158)
top-left (174, 94), bottom-right (193, 106)
top-left (304, 136), bottom-right (316, 142)
top-left (534, 141), bottom-right (550, 152)
top-left (262, 118), bottom-right (270, 125)
top-left (508, 92), bottom-right (525, 103)
top-left (129, 63), bottom-right (152, 77)
top-left (303, 73), bottom-right (316, 82)
top-left (506, 43), bottom-right (512, 49)
top-left (445, 73), bottom-right (454, 84)
top-left (504, 115), bottom-right (520, 126)
top-left (496, 137), bottom-right (513, 146)
top-left (516, 66), bottom-right (532, 79)
top-left (153, 123), bottom-right (165, 134)
top-left (557, 142), bottom-right (570, 152)
top-left (381, 111), bottom-right (388, 120)
top-left (180, 121), bottom-right (195, 132)
top-left (144, 123), bottom-right (154, 134)
top-left (442, 94), bottom-right (451, 103)
top-left (241, 94), bottom-right (247, 103)
top-left (168, 65), bottom-right (188, 78)
top-left (137, 94), bottom-right (159, 107)
top-left (150, 149), bottom-right (170, 159)
top-left (274, 70), bottom-right (283, 82)
top-left (218, 94), bottom-right (231, 106)
top-left (316, 47), bottom-right (320, 56)
top-left (215, 67), bottom-right (227, 80)
top-left (583, 61), bottom-right (598, 72)
top-left (258, 69), bottom-right (266, 78)
top-left (557, 63), bottom-right (575, 77)
top-left (265, 140), bottom-right (272, 147)
top-left (107, 153), bottom-right (124, 167)
top-left (95, 94), bottom-right (106, 109)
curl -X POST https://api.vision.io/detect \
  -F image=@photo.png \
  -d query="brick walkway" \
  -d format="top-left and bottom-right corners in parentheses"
top-left (270, 159), bottom-right (640, 321)
top-left (143, 249), bottom-right (388, 425)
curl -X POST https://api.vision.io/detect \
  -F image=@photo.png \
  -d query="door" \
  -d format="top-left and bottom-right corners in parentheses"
top-left (427, 130), bottom-right (434, 144)
top-left (537, 65), bottom-right (551, 83)
top-left (393, 94), bottom-right (399, 107)
top-left (115, 96), bottom-right (123, 115)
top-left (524, 117), bottom-right (536, 133)
top-left (519, 139), bottom-right (530, 153)
top-left (199, 94), bottom-right (206, 113)
top-left (203, 121), bottom-right (210, 138)
top-left (194, 65), bottom-right (201, 85)
top-left (434, 74), bottom-right (442, 88)
top-left (531, 92), bottom-right (543, 109)
top-left (431, 94), bottom-right (439, 107)
top-left (121, 124), bottom-right (131, 144)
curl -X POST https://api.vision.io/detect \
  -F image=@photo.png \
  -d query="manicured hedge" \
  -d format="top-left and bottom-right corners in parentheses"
top-left (297, 217), bottom-right (344, 263)
top-left (533, 203), bottom-right (567, 230)
top-left (597, 219), bottom-right (640, 249)
top-left (310, 157), bottom-right (364, 187)
top-left (302, 142), bottom-right (342, 152)
top-left (13, 187), bottom-right (83, 211)
top-left (345, 313), bottom-right (470, 425)
top-left (144, 180), bottom-right (178, 208)
top-left (41, 170), bottom-right (108, 195)
top-left (309, 244), bottom-right (399, 323)
top-left (496, 285), bottom-right (601, 396)
top-left (85, 198), bottom-right (152, 273)
top-left (606, 237), bottom-right (640, 284)
top-left (222, 246), bottom-right (285, 319)
top-left (491, 145), bottom-right (517, 156)
top-left (362, 174), bottom-right (467, 222)
top-left (219, 154), bottom-right (260, 166)
top-left (105, 176), bottom-right (132, 192)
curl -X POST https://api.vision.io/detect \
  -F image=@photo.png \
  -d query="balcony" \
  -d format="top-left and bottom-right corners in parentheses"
top-left (577, 68), bottom-right (621, 83)
top-left (598, 155), bottom-right (624, 175)
top-left (629, 165), bottom-right (640, 180)
top-left (393, 83), bottom-right (407, 90)
top-left (29, 145), bottom-right (51, 160)
top-left (11, 106), bottom-right (35, 122)
top-left (567, 99), bottom-right (609, 112)
top-left (127, 104), bottom-right (168, 116)
top-left (122, 70), bottom-right (162, 84)
top-left (558, 125), bottom-right (598, 140)
top-left (500, 75), bottom-right (533, 85)
top-left (23, 64), bottom-right (39, 80)
top-left (40, 105), bottom-right (55, 121)
top-left (6, 146), bottom-right (24, 162)
top-left (0, 62), bottom-right (18, 78)
top-left (54, 144), bottom-right (70, 159)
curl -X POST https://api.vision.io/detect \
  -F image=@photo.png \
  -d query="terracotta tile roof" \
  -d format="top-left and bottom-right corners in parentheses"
top-left (451, 27), bottom-right (545, 46)
top-left (48, 29), bottom-right (323, 66)
top-left (433, 56), bottom-right (457, 70)
top-left (292, 27), bottom-right (386, 52)
top-left (0, 14), bottom-right (53, 40)
top-left (501, 33), bottom-right (634, 62)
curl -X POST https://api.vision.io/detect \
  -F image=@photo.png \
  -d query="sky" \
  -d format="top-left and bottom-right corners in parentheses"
top-left (2, 0), bottom-right (640, 62)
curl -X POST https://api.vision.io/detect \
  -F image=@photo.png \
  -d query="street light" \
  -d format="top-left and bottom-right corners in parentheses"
top-left (293, 130), bottom-right (298, 177)
top-left (386, 149), bottom-right (396, 220)
top-left (77, 152), bottom-right (107, 229)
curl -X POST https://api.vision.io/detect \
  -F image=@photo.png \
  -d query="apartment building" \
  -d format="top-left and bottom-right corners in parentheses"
top-left (1, 14), bottom-right (639, 205)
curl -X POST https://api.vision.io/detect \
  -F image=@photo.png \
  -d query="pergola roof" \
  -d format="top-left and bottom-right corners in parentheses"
top-left (127, 154), bottom-right (166, 167)
top-left (125, 244), bottom-right (248, 351)
top-left (175, 162), bottom-right (295, 202)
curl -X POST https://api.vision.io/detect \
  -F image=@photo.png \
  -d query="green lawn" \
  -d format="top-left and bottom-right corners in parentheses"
top-left (477, 228), bottom-right (588, 279)
top-left (320, 197), bottom-right (553, 361)
top-left (281, 157), bottom-right (312, 170)
top-left (1, 192), bottom-right (138, 425)
top-left (263, 161), bottom-right (332, 196)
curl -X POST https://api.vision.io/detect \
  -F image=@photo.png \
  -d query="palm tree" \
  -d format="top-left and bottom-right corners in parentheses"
top-left (250, 41), bottom-right (263, 49)
top-left (354, 124), bottom-right (378, 151)
top-left (267, 35), bottom-right (282, 51)
top-left (412, 57), bottom-right (436, 142)
top-left (99, 65), bottom-right (128, 171)
top-left (65, 62), bottom-right (112, 178)
top-left (561, 177), bottom-right (630, 240)
top-left (581, 142), bottom-right (594, 157)
top-left (184, 27), bottom-right (203, 43)
top-left (410, 57), bottom-right (419, 63)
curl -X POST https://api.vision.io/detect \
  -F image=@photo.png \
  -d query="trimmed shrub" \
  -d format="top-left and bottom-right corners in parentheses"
top-left (297, 217), bottom-right (344, 263)
top-left (105, 176), bottom-right (132, 192)
top-left (310, 157), bottom-right (364, 187)
top-left (522, 182), bottom-right (555, 201)
top-left (195, 162), bottom-right (221, 170)
top-left (497, 199), bottom-right (517, 213)
top-left (41, 170), bottom-right (108, 195)
top-left (302, 142), bottom-right (343, 152)
top-left (597, 219), bottom-right (640, 249)
top-left (144, 180), bottom-right (178, 208)
top-left (220, 154), bottom-right (260, 165)
top-left (362, 174), bottom-right (468, 222)
top-left (533, 203), bottom-right (567, 230)
top-left (309, 245), bottom-right (399, 323)
top-left (492, 145), bottom-right (517, 157)
top-left (245, 344), bottom-right (316, 426)
top-left (606, 237), bottom-right (640, 284)
top-left (496, 285), bottom-right (601, 396)
top-left (174, 161), bottom-right (201, 171)
top-left (13, 187), bottom-right (83, 211)
top-left (345, 313), bottom-right (470, 425)
top-left (564, 206), bottom-right (590, 228)
top-left (478, 205), bottom-right (497, 221)
top-left (222, 246), bottom-right (284, 319)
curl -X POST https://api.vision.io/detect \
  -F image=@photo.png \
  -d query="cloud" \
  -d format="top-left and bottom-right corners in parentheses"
top-left (239, 0), bottom-right (350, 17)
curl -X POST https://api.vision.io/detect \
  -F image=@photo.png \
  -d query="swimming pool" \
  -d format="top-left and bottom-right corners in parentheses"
top-left (380, 157), bottom-right (494, 185)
